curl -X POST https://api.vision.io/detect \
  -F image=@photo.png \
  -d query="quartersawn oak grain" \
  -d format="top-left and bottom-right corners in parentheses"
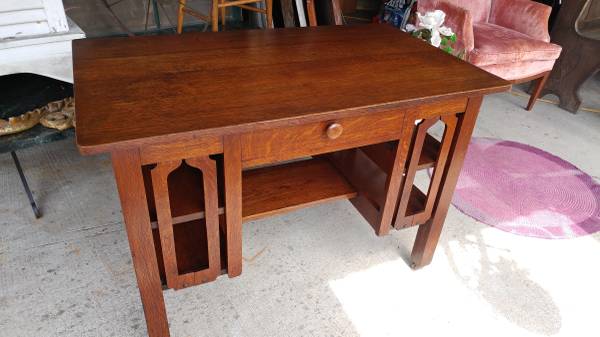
top-left (73, 24), bottom-right (510, 155)
top-left (111, 149), bottom-right (169, 337)
top-left (241, 157), bottom-right (357, 221)
top-left (240, 108), bottom-right (404, 167)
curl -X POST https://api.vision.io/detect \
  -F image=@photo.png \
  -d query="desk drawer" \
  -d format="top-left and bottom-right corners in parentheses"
top-left (241, 110), bottom-right (404, 167)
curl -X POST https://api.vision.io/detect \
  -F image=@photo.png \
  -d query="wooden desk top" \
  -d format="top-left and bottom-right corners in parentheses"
top-left (73, 24), bottom-right (509, 154)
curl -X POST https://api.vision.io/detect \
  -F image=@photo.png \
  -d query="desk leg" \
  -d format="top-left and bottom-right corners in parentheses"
top-left (224, 135), bottom-right (243, 277)
top-left (112, 149), bottom-right (170, 337)
top-left (410, 96), bottom-right (483, 268)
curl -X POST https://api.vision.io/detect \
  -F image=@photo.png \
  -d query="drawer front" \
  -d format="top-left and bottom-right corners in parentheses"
top-left (241, 110), bottom-right (404, 167)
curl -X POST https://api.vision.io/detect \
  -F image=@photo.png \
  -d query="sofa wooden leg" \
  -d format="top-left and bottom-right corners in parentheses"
top-left (526, 71), bottom-right (550, 111)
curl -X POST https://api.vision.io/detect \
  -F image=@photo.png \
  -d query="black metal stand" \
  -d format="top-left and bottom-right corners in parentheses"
top-left (10, 151), bottom-right (41, 218)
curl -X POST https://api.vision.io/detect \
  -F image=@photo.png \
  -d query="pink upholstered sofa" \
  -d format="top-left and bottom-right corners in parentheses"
top-left (418, 0), bottom-right (562, 110)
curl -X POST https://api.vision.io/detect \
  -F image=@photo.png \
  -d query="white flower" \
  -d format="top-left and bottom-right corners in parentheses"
top-left (416, 10), bottom-right (446, 30)
top-left (405, 24), bottom-right (416, 32)
top-left (413, 10), bottom-right (454, 48)
top-left (439, 26), bottom-right (454, 36)
top-left (430, 30), bottom-right (442, 47)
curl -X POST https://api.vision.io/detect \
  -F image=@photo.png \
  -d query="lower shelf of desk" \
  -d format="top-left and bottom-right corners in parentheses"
top-left (242, 157), bottom-right (357, 221)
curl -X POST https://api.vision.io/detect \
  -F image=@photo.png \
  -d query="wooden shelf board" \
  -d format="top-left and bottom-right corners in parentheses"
top-left (406, 185), bottom-right (426, 217)
top-left (242, 157), bottom-right (357, 221)
top-left (359, 134), bottom-right (440, 174)
top-left (418, 134), bottom-right (440, 170)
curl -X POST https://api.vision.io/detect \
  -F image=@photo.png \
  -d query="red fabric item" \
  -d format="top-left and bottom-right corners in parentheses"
top-left (470, 23), bottom-right (562, 66)
top-left (479, 60), bottom-right (556, 81)
top-left (489, 0), bottom-right (552, 42)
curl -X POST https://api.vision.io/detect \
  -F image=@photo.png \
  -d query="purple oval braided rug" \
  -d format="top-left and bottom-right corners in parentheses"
top-left (451, 137), bottom-right (600, 239)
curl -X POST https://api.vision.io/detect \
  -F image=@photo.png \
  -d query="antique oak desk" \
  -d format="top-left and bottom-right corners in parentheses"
top-left (73, 24), bottom-right (509, 337)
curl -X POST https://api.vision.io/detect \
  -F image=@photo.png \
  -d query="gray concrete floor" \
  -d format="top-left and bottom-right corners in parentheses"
top-left (1, 87), bottom-right (600, 337)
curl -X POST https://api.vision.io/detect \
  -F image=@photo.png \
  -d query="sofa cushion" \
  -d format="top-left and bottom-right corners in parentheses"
top-left (469, 23), bottom-right (562, 67)
top-left (479, 60), bottom-right (556, 81)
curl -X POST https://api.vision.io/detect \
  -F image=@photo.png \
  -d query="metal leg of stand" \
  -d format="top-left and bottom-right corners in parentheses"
top-left (152, 0), bottom-right (161, 30)
top-left (10, 151), bottom-right (42, 218)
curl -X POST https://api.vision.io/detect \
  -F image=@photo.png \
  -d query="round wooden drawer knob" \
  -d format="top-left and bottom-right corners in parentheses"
top-left (326, 123), bottom-right (343, 140)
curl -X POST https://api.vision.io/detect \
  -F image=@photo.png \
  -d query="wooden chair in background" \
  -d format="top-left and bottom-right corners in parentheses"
top-left (177, 0), bottom-right (273, 33)
top-left (305, 0), bottom-right (344, 26)
top-left (177, 0), bottom-right (344, 33)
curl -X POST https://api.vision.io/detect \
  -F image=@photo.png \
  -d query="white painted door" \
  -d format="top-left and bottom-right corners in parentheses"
top-left (0, 0), bottom-right (69, 39)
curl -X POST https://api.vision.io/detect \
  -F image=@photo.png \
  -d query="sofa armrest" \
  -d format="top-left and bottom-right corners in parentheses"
top-left (417, 0), bottom-right (475, 55)
top-left (490, 0), bottom-right (551, 42)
